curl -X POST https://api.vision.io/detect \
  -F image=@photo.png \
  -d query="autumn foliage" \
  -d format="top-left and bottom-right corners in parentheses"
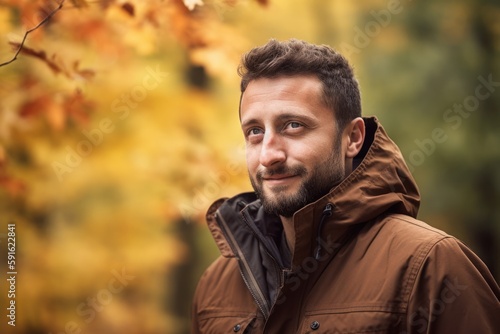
top-left (0, 0), bottom-right (260, 333)
top-left (1, 0), bottom-right (499, 333)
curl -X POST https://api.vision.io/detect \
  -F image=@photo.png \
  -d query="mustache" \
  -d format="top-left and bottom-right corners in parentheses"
top-left (256, 165), bottom-right (307, 180)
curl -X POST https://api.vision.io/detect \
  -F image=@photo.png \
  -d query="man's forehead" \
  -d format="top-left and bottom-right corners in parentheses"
top-left (239, 75), bottom-right (330, 124)
top-left (243, 74), bottom-right (322, 92)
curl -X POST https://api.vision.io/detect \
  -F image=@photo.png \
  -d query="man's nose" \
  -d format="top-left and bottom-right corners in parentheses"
top-left (259, 132), bottom-right (286, 167)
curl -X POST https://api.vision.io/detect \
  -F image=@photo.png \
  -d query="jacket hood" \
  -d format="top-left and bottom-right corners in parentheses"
top-left (309, 116), bottom-right (420, 225)
top-left (206, 117), bottom-right (420, 268)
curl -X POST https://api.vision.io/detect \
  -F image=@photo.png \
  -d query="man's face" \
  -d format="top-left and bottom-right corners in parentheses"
top-left (240, 75), bottom-right (347, 217)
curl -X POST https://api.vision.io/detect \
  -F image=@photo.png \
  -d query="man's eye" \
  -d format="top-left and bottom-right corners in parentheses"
top-left (247, 128), bottom-right (263, 136)
top-left (286, 122), bottom-right (303, 130)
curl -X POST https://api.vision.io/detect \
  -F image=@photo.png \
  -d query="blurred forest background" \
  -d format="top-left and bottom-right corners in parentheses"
top-left (0, 0), bottom-right (498, 333)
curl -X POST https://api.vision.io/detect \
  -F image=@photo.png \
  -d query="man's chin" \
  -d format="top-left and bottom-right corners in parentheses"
top-left (260, 193), bottom-right (305, 217)
top-left (262, 187), bottom-right (296, 202)
top-left (261, 201), bottom-right (299, 217)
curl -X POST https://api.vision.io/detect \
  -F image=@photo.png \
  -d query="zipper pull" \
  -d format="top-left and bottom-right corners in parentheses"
top-left (322, 203), bottom-right (333, 217)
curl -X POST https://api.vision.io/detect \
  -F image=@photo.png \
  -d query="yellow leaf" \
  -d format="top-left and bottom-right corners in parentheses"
top-left (0, 7), bottom-right (12, 34)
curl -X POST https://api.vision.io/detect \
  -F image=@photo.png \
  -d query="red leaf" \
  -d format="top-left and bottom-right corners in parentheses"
top-left (19, 95), bottom-right (53, 118)
top-left (121, 3), bottom-right (135, 17)
top-left (0, 175), bottom-right (27, 198)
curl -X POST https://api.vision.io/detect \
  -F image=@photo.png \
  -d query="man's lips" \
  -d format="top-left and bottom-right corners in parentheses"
top-left (257, 166), bottom-right (306, 185)
top-left (262, 174), bottom-right (299, 185)
top-left (263, 174), bottom-right (296, 180)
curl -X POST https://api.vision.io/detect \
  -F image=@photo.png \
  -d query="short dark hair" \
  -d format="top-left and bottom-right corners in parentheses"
top-left (238, 39), bottom-right (361, 130)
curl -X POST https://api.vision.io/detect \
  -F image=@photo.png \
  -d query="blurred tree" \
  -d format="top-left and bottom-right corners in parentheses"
top-left (355, 0), bottom-right (500, 278)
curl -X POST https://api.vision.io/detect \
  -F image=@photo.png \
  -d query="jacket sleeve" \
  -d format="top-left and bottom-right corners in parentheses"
top-left (406, 236), bottom-right (500, 333)
top-left (191, 268), bottom-right (209, 334)
top-left (191, 300), bottom-right (200, 334)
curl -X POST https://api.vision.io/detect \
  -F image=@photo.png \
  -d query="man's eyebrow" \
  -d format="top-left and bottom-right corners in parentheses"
top-left (241, 118), bottom-right (260, 128)
top-left (276, 112), bottom-right (317, 124)
top-left (241, 112), bottom-right (319, 128)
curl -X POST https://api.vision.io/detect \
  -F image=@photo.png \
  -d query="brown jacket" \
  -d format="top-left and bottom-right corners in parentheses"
top-left (192, 117), bottom-right (500, 333)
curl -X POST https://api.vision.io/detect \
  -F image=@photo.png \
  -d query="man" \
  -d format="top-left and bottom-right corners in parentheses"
top-left (192, 39), bottom-right (500, 333)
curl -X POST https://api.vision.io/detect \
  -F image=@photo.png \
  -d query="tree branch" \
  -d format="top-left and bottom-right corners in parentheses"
top-left (0, 1), bottom-right (65, 68)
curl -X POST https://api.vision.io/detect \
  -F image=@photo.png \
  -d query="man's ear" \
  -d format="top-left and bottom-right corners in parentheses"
top-left (344, 117), bottom-right (365, 158)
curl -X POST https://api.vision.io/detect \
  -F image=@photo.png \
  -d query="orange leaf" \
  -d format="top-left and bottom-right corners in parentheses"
top-left (19, 95), bottom-right (53, 118)
top-left (73, 60), bottom-right (95, 80)
top-left (45, 100), bottom-right (66, 131)
top-left (63, 90), bottom-right (95, 125)
top-left (0, 145), bottom-right (5, 169)
top-left (0, 175), bottom-right (27, 198)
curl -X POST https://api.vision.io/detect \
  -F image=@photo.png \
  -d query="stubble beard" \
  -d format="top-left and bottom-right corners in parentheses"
top-left (250, 149), bottom-right (345, 218)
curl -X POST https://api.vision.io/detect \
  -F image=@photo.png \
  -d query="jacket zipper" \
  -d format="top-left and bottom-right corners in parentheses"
top-left (215, 211), bottom-right (271, 319)
top-left (241, 213), bottom-right (285, 311)
top-left (314, 203), bottom-right (333, 260)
